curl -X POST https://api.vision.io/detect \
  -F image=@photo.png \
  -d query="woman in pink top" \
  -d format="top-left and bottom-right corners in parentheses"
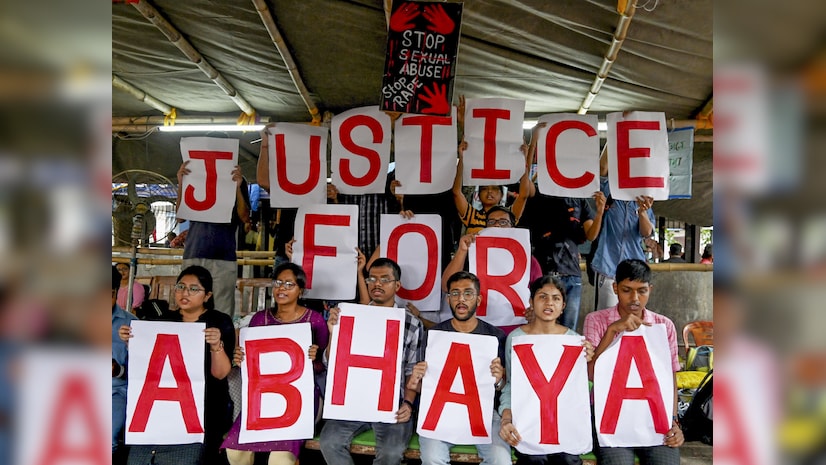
top-left (115, 262), bottom-right (145, 310)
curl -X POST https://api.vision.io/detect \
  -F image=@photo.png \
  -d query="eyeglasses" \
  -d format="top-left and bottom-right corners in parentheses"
top-left (274, 280), bottom-right (297, 290)
top-left (365, 277), bottom-right (396, 285)
top-left (486, 218), bottom-right (512, 227)
top-left (448, 290), bottom-right (477, 300)
top-left (174, 283), bottom-right (205, 294)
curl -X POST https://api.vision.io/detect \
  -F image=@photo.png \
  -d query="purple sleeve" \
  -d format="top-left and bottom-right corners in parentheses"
top-left (311, 310), bottom-right (330, 353)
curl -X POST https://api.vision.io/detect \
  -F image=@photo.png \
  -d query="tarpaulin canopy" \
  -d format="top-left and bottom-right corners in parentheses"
top-left (113, 0), bottom-right (714, 225)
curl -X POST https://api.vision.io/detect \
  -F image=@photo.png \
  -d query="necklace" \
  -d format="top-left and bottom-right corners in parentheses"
top-left (268, 306), bottom-right (305, 324)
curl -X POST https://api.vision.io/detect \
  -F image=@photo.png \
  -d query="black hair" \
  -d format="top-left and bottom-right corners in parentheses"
top-left (112, 265), bottom-right (122, 291)
top-left (702, 243), bottom-right (713, 259)
top-left (669, 243), bottom-right (683, 256)
top-left (485, 205), bottom-right (516, 225)
top-left (272, 262), bottom-right (307, 290)
top-left (480, 185), bottom-right (504, 195)
top-left (369, 258), bottom-right (402, 281)
top-left (176, 265), bottom-right (215, 310)
top-left (615, 259), bottom-right (652, 284)
top-left (446, 271), bottom-right (480, 294)
top-left (529, 275), bottom-right (567, 304)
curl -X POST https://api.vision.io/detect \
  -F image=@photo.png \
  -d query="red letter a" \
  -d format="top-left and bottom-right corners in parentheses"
top-left (36, 375), bottom-right (107, 465)
top-left (421, 342), bottom-right (488, 437)
top-left (246, 338), bottom-right (305, 430)
top-left (513, 344), bottom-right (582, 444)
top-left (129, 334), bottom-right (203, 434)
top-left (331, 315), bottom-right (401, 411)
top-left (600, 336), bottom-right (669, 434)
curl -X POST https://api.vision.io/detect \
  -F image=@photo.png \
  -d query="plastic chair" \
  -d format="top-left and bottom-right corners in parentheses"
top-left (236, 278), bottom-right (275, 317)
top-left (682, 320), bottom-right (713, 359)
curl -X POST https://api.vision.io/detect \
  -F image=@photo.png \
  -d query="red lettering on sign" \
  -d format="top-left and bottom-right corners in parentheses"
top-left (301, 213), bottom-right (351, 289)
top-left (37, 375), bottom-right (107, 465)
top-left (470, 108), bottom-right (511, 180)
top-left (245, 338), bottom-right (304, 430)
top-left (615, 121), bottom-right (665, 189)
top-left (713, 377), bottom-right (756, 465)
top-left (129, 334), bottom-right (203, 434)
top-left (544, 120), bottom-right (597, 189)
top-left (275, 133), bottom-right (322, 195)
top-left (475, 236), bottom-right (527, 317)
top-left (338, 115), bottom-right (384, 187)
top-left (421, 343), bottom-right (488, 436)
top-left (600, 335), bottom-right (669, 434)
top-left (513, 344), bottom-right (582, 444)
top-left (402, 115), bottom-right (453, 183)
top-left (331, 315), bottom-right (401, 411)
top-left (387, 223), bottom-right (439, 301)
top-left (184, 150), bottom-right (234, 211)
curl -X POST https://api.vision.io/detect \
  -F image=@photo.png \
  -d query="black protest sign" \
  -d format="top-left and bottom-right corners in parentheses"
top-left (380, 0), bottom-right (463, 116)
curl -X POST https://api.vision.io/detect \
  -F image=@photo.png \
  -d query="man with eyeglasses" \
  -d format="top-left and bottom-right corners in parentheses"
top-left (440, 206), bottom-right (543, 333)
top-left (320, 258), bottom-right (423, 465)
top-left (407, 271), bottom-right (513, 465)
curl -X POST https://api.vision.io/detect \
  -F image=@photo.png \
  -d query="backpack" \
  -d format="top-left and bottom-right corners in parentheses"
top-left (686, 345), bottom-right (714, 372)
top-left (679, 369), bottom-right (713, 444)
top-left (135, 298), bottom-right (175, 321)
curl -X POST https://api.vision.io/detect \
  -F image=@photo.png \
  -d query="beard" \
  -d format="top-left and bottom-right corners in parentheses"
top-left (451, 305), bottom-right (477, 322)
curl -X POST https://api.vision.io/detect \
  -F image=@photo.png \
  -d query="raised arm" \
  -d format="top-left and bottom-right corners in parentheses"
top-left (452, 140), bottom-right (470, 219)
top-left (583, 192), bottom-right (607, 242)
top-left (256, 123), bottom-right (275, 192)
top-left (441, 234), bottom-right (473, 292)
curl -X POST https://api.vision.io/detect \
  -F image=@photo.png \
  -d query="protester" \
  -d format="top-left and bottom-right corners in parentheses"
top-left (408, 271), bottom-right (512, 465)
top-left (112, 265), bottom-right (137, 460)
top-left (121, 265), bottom-right (235, 465)
top-left (222, 263), bottom-right (328, 465)
top-left (177, 150), bottom-right (251, 318)
top-left (583, 259), bottom-right (683, 464)
top-left (319, 258), bottom-right (423, 465)
top-left (498, 275), bottom-right (594, 464)
top-left (115, 262), bottom-right (145, 311)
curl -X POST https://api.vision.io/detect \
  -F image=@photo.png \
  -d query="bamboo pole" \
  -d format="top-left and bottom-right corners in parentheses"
top-left (251, 0), bottom-right (321, 124)
top-left (111, 256), bottom-right (274, 266)
top-left (132, 0), bottom-right (256, 116)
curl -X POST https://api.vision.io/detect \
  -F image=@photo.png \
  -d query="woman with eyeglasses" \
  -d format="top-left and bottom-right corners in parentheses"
top-left (221, 262), bottom-right (329, 465)
top-left (121, 265), bottom-right (235, 465)
top-left (496, 276), bottom-right (595, 465)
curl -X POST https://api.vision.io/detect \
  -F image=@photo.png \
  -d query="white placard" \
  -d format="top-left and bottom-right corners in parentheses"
top-left (323, 303), bottom-right (406, 423)
top-left (177, 137), bottom-right (239, 223)
top-left (417, 331), bottom-right (498, 445)
top-left (17, 349), bottom-right (110, 465)
top-left (469, 227), bottom-right (530, 327)
top-left (535, 114), bottom-right (600, 198)
top-left (293, 204), bottom-right (359, 300)
top-left (394, 109), bottom-right (458, 194)
top-left (331, 106), bottom-right (392, 194)
top-left (510, 335), bottom-right (592, 455)
top-left (239, 324), bottom-right (315, 444)
top-left (463, 98), bottom-right (526, 185)
top-left (593, 324), bottom-right (674, 447)
top-left (125, 321), bottom-right (206, 445)
top-left (667, 127), bottom-right (693, 199)
top-left (606, 112), bottom-right (670, 201)
top-left (267, 123), bottom-right (328, 207)
top-left (380, 214), bottom-right (442, 311)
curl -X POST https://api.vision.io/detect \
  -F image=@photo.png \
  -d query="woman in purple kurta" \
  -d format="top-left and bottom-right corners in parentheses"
top-left (222, 263), bottom-right (329, 465)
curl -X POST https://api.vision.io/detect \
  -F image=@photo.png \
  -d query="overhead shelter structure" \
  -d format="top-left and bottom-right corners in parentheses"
top-left (112, 0), bottom-right (713, 227)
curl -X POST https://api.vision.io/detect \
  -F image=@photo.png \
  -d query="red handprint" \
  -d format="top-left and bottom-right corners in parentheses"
top-left (420, 82), bottom-right (450, 115)
top-left (390, 2), bottom-right (420, 32)
top-left (423, 3), bottom-right (455, 35)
